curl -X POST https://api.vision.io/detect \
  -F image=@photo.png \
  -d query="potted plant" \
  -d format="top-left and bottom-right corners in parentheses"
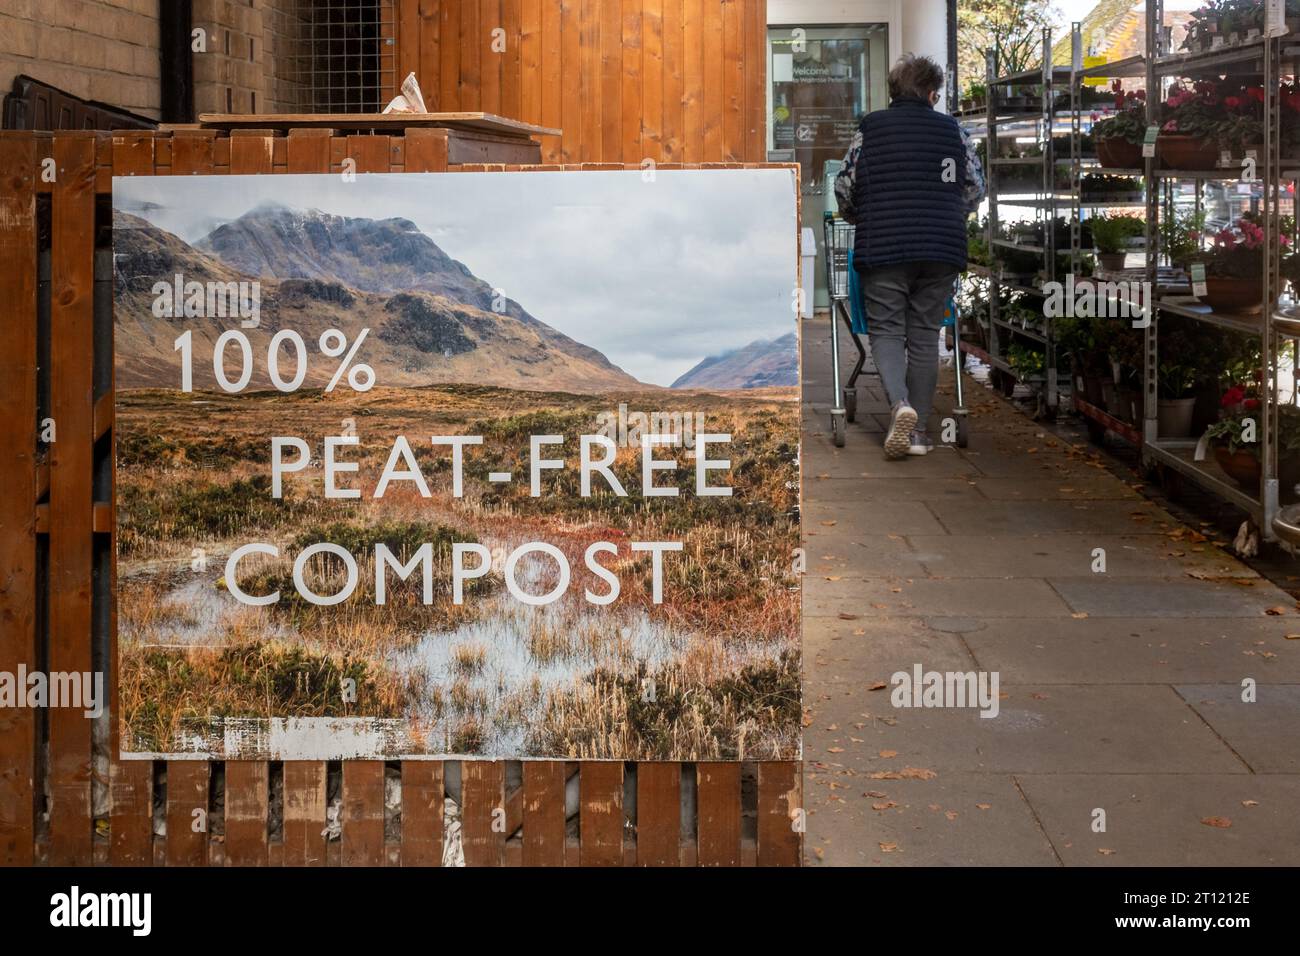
top-left (1081, 173), bottom-right (1143, 203)
top-left (1193, 218), bottom-right (1266, 314)
top-left (1217, 82), bottom-right (1265, 158)
top-left (1092, 81), bottom-right (1147, 168)
top-left (1090, 213), bottom-right (1145, 271)
top-left (1206, 391), bottom-right (1300, 493)
top-left (1158, 82), bottom-right (1226, 170)
top-left (1157, 361), bottom-right (1200, 437)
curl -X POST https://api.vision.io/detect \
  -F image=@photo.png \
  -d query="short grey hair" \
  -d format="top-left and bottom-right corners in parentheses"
top-left (889, 54), bottom-right (944, 101)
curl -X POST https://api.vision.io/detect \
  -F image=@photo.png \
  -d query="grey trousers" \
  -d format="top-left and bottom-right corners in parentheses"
top-left (860, 261), bottom-right (960, 431)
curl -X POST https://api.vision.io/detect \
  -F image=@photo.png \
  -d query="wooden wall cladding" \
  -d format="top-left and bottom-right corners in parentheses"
top-left (394, 0), bottom-right (768, 165)
top-left (0, 128), bottom-right (802, 867)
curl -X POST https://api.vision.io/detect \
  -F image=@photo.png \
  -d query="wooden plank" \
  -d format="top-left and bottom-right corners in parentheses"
top-left (166, 762), bottom-right (209, 866)
top-left (341, 761), bottom-right (385, 866)
top-left (540, 0), bottom-right (563, 162)
top-left (635, 762), bottom-right (680, 866)
top-left (600, 0), bottom-right (622, 162)
top-left (447, 131), bottom-right (540, 165)
top-left (282, 761), bottom-right (327, 867)
top-left (661, 0), bottom-right (683, 162)
top-left (682, 0), bottom-right (703, 163)
top-left (461, 761), bottom-right (505, 866)
top-left (502, 0), bottom-right (523, 121)
top-left (621, 0), bottom-right (643, 163)
top-left (641, 0), bottom-right (663, 162)
top-left (111, 131), bottom-right (156, 178)
top-left (108, 760), bottom-right (153, 865)
top-left (169, 131), bottom-right (216, 175)
top-left (346, 134), bottom-right (392, 173)
top-left (701, 0), bottom-right (724, 161)
top-left (440, 0), bottom-right (462, 111)
top-left (721, 0), bottom-right (744, 162)
top-left (481, 0), bottom-right (502, 115)
top-left (518, 0), bottom-right (540, 126)
top-left (400, 761), bottom-right (443, 866)
top-left (461, 0), bottom-right (482, 111)
top-left (521, 762), bottom-right (566, 866)
top-left (399, 0), bottom-right (421, 89)
top-left (46, 133), bottom-right (97, 866)
top-left (0, 133), bottom-right (38, 867)
top-left (228, 134), bottom-right (274, 174)
top-left (580, 0), bottom-right (602, 161)
top-left (224, 761), bottom-right (269, 866)
top-left (404, 128), bottom-right (450, 171)
top-left (560, 0), bottom-right (584, 162)
top-left (286, 130), bottom-right (332, 172)
top-left (696, 762), bottom-right (740, 865)
top-left (756, 761), bottom-right (800, 866)
top-left (197, 113), bottom-right (560, 137)
top-left (579, 762), bottom-right (623, 866)
top-left (743, 0), bottom-right (765, 162)
top-left (419, 0), bottom-right (441, 110)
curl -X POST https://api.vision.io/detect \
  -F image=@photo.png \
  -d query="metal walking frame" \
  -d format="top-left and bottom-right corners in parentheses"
top-left (823, 211), bottom-right (969, 448)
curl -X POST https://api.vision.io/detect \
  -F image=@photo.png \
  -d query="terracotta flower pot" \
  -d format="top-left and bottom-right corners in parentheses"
top-left (1158, 134), bottom-right (1220, 170)
top-left (1096, 252), bottom-right (1128, 272)
top-left (1214, 446), bottom-right (1261, 489)
top-left (1158, 397), bottom-right (1197, 438)
top-left (1198, 275), bottom-right (1264, 314)
top-left (1095, 136), bottom-right (1143, 169)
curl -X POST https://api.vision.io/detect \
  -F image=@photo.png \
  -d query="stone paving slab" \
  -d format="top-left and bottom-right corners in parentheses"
top-left (802, 499), bottom-right (948, 536)
top-left (804, 770), bottom-right (1059, 866)
top-left (807, 683), bottom-right (1246, 774)
top-left (803, 575), bottom-right (1075, 619)
top-left (1176, 684), bottom-right (1300, 772)
top-left (804, 534), bottom-right (931, 578)
top-left (961, 617), bottom-right (1300, 683)
top-left (1047, 576), bottom-right (1295, 618)
top-left (804, 616), bottom-right (978, 685)
top-left (924, 498), bottom-right (1179, 536)
top-left (906, 533), bottom-right (1257, 579)
top-left (1015, 773), bottom-right (1300, 866)
top-left (970, 475), bottom-right (1144, 501)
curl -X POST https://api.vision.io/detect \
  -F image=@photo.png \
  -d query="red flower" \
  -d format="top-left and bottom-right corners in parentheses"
top-left (1224, 96), bottom-right (1242, 109)
top-left (1247, 87), bottom-right (1266, 102)
top-left (1222, 385), bottom-right (1246, 408)
top-left (1244, 398), bottom-right (1262, 410)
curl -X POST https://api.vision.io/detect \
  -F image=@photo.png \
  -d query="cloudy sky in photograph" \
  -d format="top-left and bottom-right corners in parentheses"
top-left (114, 170), bottom-right (798, 386)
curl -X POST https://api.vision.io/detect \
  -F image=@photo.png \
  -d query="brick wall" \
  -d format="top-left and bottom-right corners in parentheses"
top-left (0, 0), bottom-right (161, 119)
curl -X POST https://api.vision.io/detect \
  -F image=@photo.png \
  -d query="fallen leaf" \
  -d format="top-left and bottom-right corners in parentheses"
top-left (975, 803), bottom-right (991, 810)
top-left (871, 801), bottom-right (897, 811)
top-left (1098, 848), bottom-right (1116, 856)
top-left (1071, 612), bottom-right (1089, 620)
top-left (813, 847), bottom-right (825, 859)
top-left (879, 842), bottom-right (899, 853)
top-left (827, 747), bottom-right (844, 753)
top-left (878, 749), bottom-right (898, 758)
top-left (868, 681), bottom-right (887, 691)
top-left (838, 612), bottom-right (860, 621)
top-left (945, 810), bottom-right (959, 821)
top-left (868, 767), bottom-right (937, 780)
top-left (1201, 816), bottom-right (1232, 829)
top-left (1266, 606), bottom-right (1289, 616)
top-left (1242, 800), bottom-right (1259, 808)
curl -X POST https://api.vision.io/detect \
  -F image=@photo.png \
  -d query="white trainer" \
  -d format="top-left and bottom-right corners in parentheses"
top-left (884, 402), bottom-right (918, 460)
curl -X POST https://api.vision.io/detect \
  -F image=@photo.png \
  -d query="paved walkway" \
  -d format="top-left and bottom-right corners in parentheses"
top-left (801, 314), bottom-right (1300, 866)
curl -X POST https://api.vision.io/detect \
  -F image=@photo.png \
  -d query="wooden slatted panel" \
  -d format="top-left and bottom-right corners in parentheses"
top-left (560, 0), bottom-right (584, 162)
top-left (170, 132), bottom-right (216, 175)
top-left (404, 128), bottom-right (450, 171)
top-left (521, 762), bottom-right (566, 866)
top-left (502, 0), bottom-right (523, 122)
top-left (721, 0), bottom-right (744, 161)
top-left (579, 762), bottom-right (623, 866)
top-left (166, 762), bottom-right (209, 866)
top-left (0, 134), bottom-right (38, 866)
top-left (682, 0), bottom-right (704, 163)
top-left (540, 0), bottom-right (562, 163)
top-left (282, 761), bottom-right (327, 867)
top-left (346, 134), bottom-right (393, 174)
top-left (660, 0), bottom-right (683, 162)
top-left (580, 0), bottom-right (602, 161)
top-left (621, 0), bottom-right (642, 162)
top-left (519, 0), bottom-right (541, 128)
top-left (341, 761), bottom-right (385, 866)
top-left (47, 133), bottom-right (97, 865)
top-left (756, 761), bottom-right (800, 866)
top-left (418, 0), bottom-right (441, 110)
top-left (108, 761), bottom-right (153, 865)
top-left (461, 0), bottom-right (482, 111)
top-left (700, 0), bottom-right (724, 160)
top-left (400, 761), bottom-right (443, 866)
top-left (600, 0), bottom-right (622, 161)
top-left (635, 762), bottom-right (679, 866)
top-left (461, 761), bottom-right (505, 866)
top-left (696, 762), bottom-right (740, 866)
top-left (399, 0), bottom-right (421, 94)
top-left (224, 762), bottom-right (269, 866)
top-left (641, 0), bottom-right (663, 162)
top-left (743, 0), bottom-right (765, 162)
top-left (440, 1), bottom-right (462, 111)
top-left (229, 134), bottom-right (274, 175)
top-left (481, 0), bottom-right (502, 115)
top-left (286, 129), bottom-right (332, 172)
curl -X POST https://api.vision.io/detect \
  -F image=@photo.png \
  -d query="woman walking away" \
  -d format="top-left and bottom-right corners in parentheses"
top-left (834, 54), bottom-right (985, 460)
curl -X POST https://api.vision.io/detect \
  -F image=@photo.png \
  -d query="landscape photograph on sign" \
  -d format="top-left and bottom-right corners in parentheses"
top-left (112, 169), bottom-right (801, 761)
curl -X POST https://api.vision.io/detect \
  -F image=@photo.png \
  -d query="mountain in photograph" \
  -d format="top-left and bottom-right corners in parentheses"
top-left (671, 332), bottom-right (798, 390)
top-left (112, 208), bottom-right (645, 393)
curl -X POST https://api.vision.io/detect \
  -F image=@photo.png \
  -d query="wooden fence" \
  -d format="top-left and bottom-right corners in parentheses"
top-left (0, 127), bottom-right (802, 867)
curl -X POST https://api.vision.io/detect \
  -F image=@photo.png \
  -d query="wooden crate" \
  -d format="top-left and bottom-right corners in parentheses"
top-left (0, 128), bottom-right (802, 867)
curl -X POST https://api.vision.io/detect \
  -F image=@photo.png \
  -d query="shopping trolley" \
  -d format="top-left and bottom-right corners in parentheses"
top-left (822, 211), bottom-right (969, 448)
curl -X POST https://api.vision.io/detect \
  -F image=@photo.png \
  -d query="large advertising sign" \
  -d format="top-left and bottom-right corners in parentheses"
top-left (112, 169), bottom-right (801, 760)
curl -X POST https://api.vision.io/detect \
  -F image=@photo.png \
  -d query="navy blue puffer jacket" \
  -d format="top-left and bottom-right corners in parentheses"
top-left (851, 96), bottom-right (968, 271)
